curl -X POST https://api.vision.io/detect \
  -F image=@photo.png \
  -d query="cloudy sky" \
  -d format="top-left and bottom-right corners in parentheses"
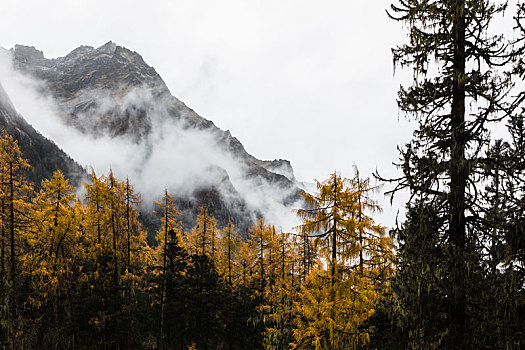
top-left (1, 0), bottom-right (478, 225)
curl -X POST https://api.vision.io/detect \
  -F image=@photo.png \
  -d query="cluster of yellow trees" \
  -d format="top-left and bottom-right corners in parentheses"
top-left (0, 130), bottom-right (395, 349)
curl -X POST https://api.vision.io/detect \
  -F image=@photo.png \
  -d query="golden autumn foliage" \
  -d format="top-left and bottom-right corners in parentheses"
top-left (184, 206), bottom-right (218, 258)
top-left (28, 171), bottom-right (81, 310)
top-left (0, 129), bottom-right (395, 349)
top-left (292, 171), bottom-right (395, 350)
top-left (216, 218), bottom-right (240, 286)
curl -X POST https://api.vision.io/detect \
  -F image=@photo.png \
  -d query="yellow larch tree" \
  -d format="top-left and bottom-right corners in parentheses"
top-left (264, 229), bottom-right (298, 350)
top-left (216, 218), bottom-right (240, 286)
top-left (295, 225), bottom-right (316, 284)
top-left (0, 131), bottom-right (31, 287)
top-left (105, 170), bottom-right (125, 279)
top-left (0, 130), bottom-right (32, 347)
top-left (29, 170), bottom-right (82, 335)
top-left (81, 170), bottom-right (149, 346)
top-left (153, 189), bottom-right (182, 346)
top-left (121, 177), bottom-right (145, 348)
top-left (291, 171), bottom-right (395, 350)
top-left (267, 225), bottom-right (282, 294)
top-left (237, 239), bottom-right (256, 290)
top-left (84, 168), bottom-right (109, 245)
top-left (348, 170), bottom-right (395, 308)
top-left (248, 218), bottom-right (274, 293)
top-left (184, 206), bottom-right (217, 259)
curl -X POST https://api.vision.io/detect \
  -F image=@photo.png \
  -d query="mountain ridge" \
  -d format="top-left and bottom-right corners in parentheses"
top-left (3, 42), bottom-right (303, 231)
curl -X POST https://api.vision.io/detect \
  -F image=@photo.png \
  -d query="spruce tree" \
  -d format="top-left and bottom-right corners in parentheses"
top-left (387, 0), bottom-right (521, 348)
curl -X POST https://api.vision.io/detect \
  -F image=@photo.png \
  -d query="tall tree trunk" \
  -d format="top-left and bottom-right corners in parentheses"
top-left (96, 195), bottom-right (101, 243)
top-left (9, 162), bottom-right (14, 289)
top-left (227, 220), bottom-right (232, 286)
top-left (202, 214), bottom-right (207, 257)
top-left (211, 227), bottom-right (215, 262)
top-left (126, 180), bottom-right (132, 350)
top-left (329, 175), bottom-right (338, 349)
top-left (9, 161), bottom-right (17, 342)
top-left (158, 191), bottom-right (169, 350)
top-left (270, 227), bottom-right (274, 290)
top-left (112, 210), bottom-right (118, 278)
top-left (281, 235), bottom-right (285, 282)
top-left (302, 234), bottom-right (307, 282)
top-left (448, 2), bottom-right (467, 348)
top-left (358, 193), bottom-right (364, 278)
top-left (1, 196), bottom-right (5, 275)
top-left (260, 222), bottom-right (264, 292)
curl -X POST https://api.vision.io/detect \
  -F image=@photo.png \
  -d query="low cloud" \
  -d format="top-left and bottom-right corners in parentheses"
top-left (0, 50), bottom-right (302, 231)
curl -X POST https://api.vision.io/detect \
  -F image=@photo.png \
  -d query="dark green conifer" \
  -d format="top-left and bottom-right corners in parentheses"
top-left (386, 0), bottom-right (522, 348)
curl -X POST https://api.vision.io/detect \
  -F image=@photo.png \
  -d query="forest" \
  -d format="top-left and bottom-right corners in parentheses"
top-left (0, 128), bottom-right (395, 349)
top-left (2, 0), bottom-right (525, 349)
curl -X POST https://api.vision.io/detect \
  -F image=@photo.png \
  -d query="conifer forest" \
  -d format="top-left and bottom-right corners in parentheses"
top-left (1, 0), bottom-right (525, 349)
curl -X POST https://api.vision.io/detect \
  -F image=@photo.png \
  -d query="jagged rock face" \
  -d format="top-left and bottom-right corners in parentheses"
top-left (12, 43), bottom-right (166, 141)
top-left (12, 43), bottom-right (208, 141)
top-left (0, 80), bottom-right (85, 186)
top-left (9, 42), bottom-right (303, 231)
top-left (13, 42), bottom-right (166, 98)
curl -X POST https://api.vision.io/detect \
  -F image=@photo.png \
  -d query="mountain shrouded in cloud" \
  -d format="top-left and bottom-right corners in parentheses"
top-left (0, 41), bottom-right (303, 231)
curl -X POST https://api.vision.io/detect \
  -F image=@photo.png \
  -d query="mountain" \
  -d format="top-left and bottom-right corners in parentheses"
top-left (0, 80), bottom-right (84, 186)
top-left (4, 42), bottom-right (303, 232)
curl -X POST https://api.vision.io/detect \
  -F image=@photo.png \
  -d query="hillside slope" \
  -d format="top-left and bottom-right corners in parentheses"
top-left (0, 80), bottom-right (85, 186)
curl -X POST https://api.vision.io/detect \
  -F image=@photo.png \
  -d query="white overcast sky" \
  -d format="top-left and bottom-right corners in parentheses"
top-left (1, 0), bottom-right (413, 178)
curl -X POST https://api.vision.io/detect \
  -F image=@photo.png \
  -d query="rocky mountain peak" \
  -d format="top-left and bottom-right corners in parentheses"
top-left (13, 42), bottom-right (167, 100)
top-left (97, 41), bottom-right (117, 55)
top-left (260, 159), bottom-right (296, 181)
top-left (13, 45), bottom-right (45, 65)
top-left (60, 45), bottom-right (95, 61)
